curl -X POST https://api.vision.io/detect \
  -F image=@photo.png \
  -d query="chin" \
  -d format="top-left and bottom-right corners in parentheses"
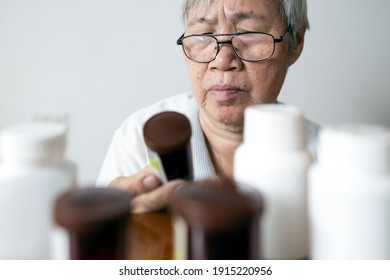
top-left (214, 106), bottom-right (245, 127)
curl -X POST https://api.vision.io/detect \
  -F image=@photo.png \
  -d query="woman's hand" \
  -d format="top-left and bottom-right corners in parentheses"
top-left (109, 166), bottom-right (185, 213)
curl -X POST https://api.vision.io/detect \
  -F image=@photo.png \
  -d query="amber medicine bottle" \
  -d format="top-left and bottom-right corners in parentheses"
top-left (54, 187), bottom-right (131, 259)
top-left (143, 111), bottom-right (193, 182)
top-left (172, 179), bottom-right (263, 260)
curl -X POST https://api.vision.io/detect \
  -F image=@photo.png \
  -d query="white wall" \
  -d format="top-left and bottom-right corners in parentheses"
top-left (1, 0), bottom-right (389, 185)
top-left (0, 0), bottom-right (188, 184)
top-left (282, 0), bottom-right (390, 127)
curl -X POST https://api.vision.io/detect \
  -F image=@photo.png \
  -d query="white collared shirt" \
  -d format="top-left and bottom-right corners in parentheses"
top-left (96, 92), bottom-right (319, 187)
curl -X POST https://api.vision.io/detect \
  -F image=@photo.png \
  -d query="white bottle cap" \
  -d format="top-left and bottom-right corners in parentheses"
top-left (244, 104), bottom-right (305, 151)
top-left (317, 123), bottom-right (390, 174)
top-left (0, 122), bottom-right (67, 165)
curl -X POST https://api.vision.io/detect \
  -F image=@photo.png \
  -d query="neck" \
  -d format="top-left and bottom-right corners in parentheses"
top-left (199, 110), bottom-right (243, 179)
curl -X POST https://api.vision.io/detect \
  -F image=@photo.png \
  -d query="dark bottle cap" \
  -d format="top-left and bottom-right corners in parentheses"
top-left (54, 188), bottom-right (131, 233)
top-left (173, 180), bottom-right (263, 232)
top-left (143, 111), bottom-right (192, 155)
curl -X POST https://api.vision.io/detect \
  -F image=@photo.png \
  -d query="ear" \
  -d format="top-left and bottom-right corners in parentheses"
top-left (288, 25), bottom-right (306, 66)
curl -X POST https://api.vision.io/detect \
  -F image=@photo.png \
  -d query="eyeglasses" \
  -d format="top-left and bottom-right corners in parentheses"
top-left (177, 25), bottom-right (291, 63)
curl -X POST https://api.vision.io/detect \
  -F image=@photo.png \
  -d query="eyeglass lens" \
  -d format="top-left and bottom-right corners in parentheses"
top-left (182, 33), bottom-right (275, 62)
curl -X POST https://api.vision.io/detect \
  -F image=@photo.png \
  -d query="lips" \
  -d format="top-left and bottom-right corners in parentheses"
top-left (207, 85), bottom-right (244, 101)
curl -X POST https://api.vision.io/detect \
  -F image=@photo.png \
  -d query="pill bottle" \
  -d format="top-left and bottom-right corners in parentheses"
top-left (172, 179), bottom-right (263, 260)
top-left (54, 187), bottom-right (131, 259)
top-left (143, 111), bottom-right (193, 182)
top-left (0, 122), bottom-right (76, 259)
top-left (234, 104), bottom-right (312, 259)
top-left (308, 123), bottom-right (390, 259)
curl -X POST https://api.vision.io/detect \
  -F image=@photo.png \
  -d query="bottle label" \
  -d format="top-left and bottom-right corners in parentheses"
top-left (50, 225), bottom-right (70, 260)
top-left (173, 215), bottom-right (188, 260)
top-left (147, 149), bottom-right (168, 183)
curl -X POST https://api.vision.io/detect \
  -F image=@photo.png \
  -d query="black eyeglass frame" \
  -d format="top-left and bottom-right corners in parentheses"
top-left (176, 25), bottom-right (292, 63)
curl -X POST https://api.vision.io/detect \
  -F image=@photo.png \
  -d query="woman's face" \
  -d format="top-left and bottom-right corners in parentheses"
top-left (184, 0), bottom-right (304, 127)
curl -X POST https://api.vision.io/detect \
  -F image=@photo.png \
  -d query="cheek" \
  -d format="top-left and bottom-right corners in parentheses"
top-left (187, 62), bottom-right (207, 90)
top-left (190, 65), bottom-right (206, 81)
top-left (246, 61), bottom-right (289, 101)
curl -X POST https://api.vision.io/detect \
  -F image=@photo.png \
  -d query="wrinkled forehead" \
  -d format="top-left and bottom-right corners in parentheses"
top-left (184, 0), bottom-right (283, 27)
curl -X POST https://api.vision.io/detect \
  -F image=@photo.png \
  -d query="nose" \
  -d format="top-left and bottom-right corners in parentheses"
top-left (211, 39), bottom-right (242, 70)
top-left (215, 39), bottom-right (235, 58)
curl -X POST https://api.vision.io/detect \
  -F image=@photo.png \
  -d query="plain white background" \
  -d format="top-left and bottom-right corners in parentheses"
top-left (1, 0), bottom-right (389, 185)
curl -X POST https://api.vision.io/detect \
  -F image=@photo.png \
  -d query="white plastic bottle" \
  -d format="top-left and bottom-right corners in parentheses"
top-left (0, 122), bottom-right (77, 259)
top-left (234, 104), bottom-right (312, 259)
top-left (308, 123), bottom-right (390, 259)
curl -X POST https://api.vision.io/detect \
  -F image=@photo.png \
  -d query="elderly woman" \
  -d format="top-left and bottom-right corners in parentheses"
top-left (97, 0), bottom-right (318, 213)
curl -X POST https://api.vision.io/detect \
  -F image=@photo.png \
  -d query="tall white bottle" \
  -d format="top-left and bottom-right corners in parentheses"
top-left (234, 104), bottom-right (312, 259)
top-left (0, 122), bottom-right (77, 259)
top-left (309, 123), bottom-right (390, 259)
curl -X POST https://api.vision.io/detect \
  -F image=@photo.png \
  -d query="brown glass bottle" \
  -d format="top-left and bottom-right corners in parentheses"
top-left (54, 188), bottom-right (131, 260)
top-left (143, 111), bottom-right (193, 181)
top-left (172, 179), bottom-right (263, 260)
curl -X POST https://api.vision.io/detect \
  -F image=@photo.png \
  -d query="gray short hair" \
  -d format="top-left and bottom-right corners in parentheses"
top-left (181, 0), bottom-right (309, 49)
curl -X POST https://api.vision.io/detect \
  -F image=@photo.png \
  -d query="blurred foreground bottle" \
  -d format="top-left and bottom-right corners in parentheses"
top-left (0, 122), bottom-right (76, 259)
top-left (309, 123), bottom-right (390, 259)
top-left (234, 104), bottom-right (312, 259)
top-left (172, 179), bottom-right (263, 260)
top-left (54, 188), bottom-right (131, 260)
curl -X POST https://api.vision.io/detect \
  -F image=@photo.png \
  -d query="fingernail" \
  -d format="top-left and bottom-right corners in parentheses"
top-left (143, 175), bottom-right (157, 189)
top-left (174, 181), bottom-right (187, 192)
top-left (174, 184), bottom-right (184, 192)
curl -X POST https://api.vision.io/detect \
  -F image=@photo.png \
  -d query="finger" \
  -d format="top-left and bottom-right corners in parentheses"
top-left (109, 168), bottom-right (160, 196)
top-left (131, 179), bottom-right (186, 213)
